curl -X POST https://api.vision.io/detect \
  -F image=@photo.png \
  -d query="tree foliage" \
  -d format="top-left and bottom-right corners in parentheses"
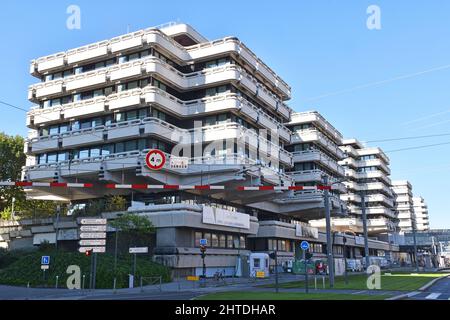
top-left (0, 132), bottom-right (61, 219)
top-left (109, 213), bottom-right (156, 236)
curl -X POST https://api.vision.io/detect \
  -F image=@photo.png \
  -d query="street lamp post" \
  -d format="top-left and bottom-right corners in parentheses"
top-left (322, 175), bottom-right (335, 288)
top-left (360, 191), bottom-right (370, 270)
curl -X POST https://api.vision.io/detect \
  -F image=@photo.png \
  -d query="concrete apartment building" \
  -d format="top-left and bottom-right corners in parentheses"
top-left (413, 196), bottom-right (430, 232)
top-left (331, 139), bottom-right (398, 235)
top-left (13, 22), bottom-right (403, 276)
top-left (391, 180), bottom-right (415, 234)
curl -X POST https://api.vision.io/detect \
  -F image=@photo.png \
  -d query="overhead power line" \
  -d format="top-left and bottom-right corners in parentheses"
top-left (365, 133), bottom-right (450, 143)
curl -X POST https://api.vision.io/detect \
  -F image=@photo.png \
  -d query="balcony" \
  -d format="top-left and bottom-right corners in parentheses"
top-left (346, 205), bottom-right (396, 218)
top-left (356, 147), bottom-right (389, 164)
top-left (291, 129), bottom-right (345, 159)
top-left (27, 90), bottom-right (290, 142)
top-left (356, 158), bottom-right (390, 175)
top-left (31, 28), bottom-right (291, 100)
top-left (292, 150), bottom-right (345, 177)
top-left (354, 170), bottom-right (391, 185)
top-left (29, 59), bottom-right (288, 120)
top-left (367, 218), bottom-right (397, 233)
top-left (290, 112), bottom-right (343, 144)
top-left (344, 181), bottom-right (393, 197)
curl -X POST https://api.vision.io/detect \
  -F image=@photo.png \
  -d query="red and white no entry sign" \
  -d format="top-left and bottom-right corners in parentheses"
top-left (145, 149), bottom-right (166, 170)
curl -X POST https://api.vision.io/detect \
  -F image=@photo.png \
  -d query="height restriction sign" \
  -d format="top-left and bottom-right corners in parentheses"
top-left (145, 149), bottom-right (166, 170)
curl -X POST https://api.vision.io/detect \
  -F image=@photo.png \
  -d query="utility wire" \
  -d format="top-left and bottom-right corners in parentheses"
top-left (365, 132), bottom-right (450, 143)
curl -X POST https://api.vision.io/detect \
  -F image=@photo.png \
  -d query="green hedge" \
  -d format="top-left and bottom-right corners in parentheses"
top-left (0, 249), bottom-right (171, 289)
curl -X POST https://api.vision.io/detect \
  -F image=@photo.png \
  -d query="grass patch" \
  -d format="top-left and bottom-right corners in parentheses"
top-left (263, 272), bottom-right (449, 291)
top-left (0, 248), bottom-right (171, 289)
top-left (196, 291), bottom-right (388, 300)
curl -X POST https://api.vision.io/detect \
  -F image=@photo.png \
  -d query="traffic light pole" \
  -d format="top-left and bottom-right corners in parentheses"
top-left (360, 191), bottom-right (370, 269)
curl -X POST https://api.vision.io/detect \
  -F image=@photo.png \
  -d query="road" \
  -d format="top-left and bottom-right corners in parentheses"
top-left (405, 275), bottom-right (450, 300)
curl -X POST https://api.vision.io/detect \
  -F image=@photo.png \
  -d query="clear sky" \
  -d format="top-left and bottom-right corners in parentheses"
top-left (0, 1), bottom-right (449, 228)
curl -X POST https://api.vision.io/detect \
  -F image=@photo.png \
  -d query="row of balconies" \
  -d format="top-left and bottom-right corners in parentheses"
top-left (346, 205), bottom-right (397, 219)
top-left (286, 170), bottom-right (346, 193)
top-left (291, 129), bottom-right (346, 160)
top-left (342, 192), bottom-right (394, 207)
top-left (310, 216), bottom-right (397, 234)
top-left (291, 149), bottom-right (345, 177)
top-left (25, 120), bottom-right (293, 167)
top-left (343, 168), bottom-right (391, 185)
top-left (289, 111), bottom-right (343, 144)
top-left (339, 145), bottom-right (390, 165)
top-left (30, 28), bottom-right (291, 99)
top-left (26, 90), bottom-right (291, 142)
top-left (23, 149), bottom-right (292, 186)
top-left (344, 181), bottom-right (393, 197)
top-left (28, 59), bottom-right (291, 120)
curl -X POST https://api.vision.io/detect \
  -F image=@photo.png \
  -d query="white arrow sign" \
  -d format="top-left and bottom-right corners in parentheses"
top-left (80, 218), bottom-right (107, 225)
top-left (79, 239), bottom-right (106, 246)
top-left (129, 247), bottom-right (149, 254)
top-left (80, 225), bottom-right (107, 232)
top-left (79, 232), bottom-right (106, 239)
top-left (78, 247), bottom-right (106, 253)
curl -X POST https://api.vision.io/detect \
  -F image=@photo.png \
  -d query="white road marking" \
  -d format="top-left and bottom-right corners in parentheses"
top-left (352, 290), bottom-right (367, 295)
top-left (425, 293), bottom-right (441, 300)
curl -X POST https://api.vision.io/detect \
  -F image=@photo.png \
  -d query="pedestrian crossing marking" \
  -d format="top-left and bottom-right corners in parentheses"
top-left (425, 293), bottom-right (441, 300)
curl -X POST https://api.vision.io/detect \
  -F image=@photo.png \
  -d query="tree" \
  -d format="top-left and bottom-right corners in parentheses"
top-left (0, 132), bottom-right (61, 219)
top-left (109, 213), bottom-right (156, 251)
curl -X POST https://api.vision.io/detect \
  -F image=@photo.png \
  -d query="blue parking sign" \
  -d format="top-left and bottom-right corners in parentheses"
top-left (199, 239), bottom-right (207, 246)
top-left (41, 256), bottom-right (50, 265)
top-left (300, 241), bottom-right (310, 251)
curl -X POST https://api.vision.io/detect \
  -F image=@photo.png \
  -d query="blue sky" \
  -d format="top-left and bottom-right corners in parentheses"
top-left (1, 1), bottom-right (449, 228)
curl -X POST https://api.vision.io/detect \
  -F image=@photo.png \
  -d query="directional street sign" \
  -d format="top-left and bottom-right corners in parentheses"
top-left (80, 218), bottom-right (107, 225)
top-left (80, 225), bottom-right (107, 232)
top-left (301, 240), bottom-right (310, 251)
top-left (78, 247), bottom-right (106, 253)
top-left (79, 232), bottom-right (106, 239)
top-left (129, 247), bottom-right (149, 254)
top-left (41, 256), bottom-right (50, 265)
top-left (41, 265), bottom-right (49, 270)
top-left (79, 239), bottom-right (106, 246)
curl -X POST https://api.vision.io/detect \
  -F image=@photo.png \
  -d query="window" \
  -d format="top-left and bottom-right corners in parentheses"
top-left (101, 144), bottom-right (114, 155)
top-left (49, 125), bottom-right (59, 135)
top-left (212, 234), bottom-right (219, 247)
top-left (115, 142), bottom-right (125, 153)
top-left (90, 148), bottom-right (100, 157)
top-left (124, 140), bottom-right (137, 152)
top-left (204, 233), bottom-right (211, 247)
top-left (80, 120), bottom-right (92, 130)
top-left (219, 235), bottom-right (226, 248)
top-left (127, 110), bottom-right (138, 121)
top-left (38, 154), bottom-right (46, 164)
top-left (227, 235), bottom-right (234, 248)
top-left (79, 149), bottom-right (90, 159)
top-left (194, 232), bottom-right (202, 247)
top-left (254, 258), bottom-right (260, 268)
top-left (239, 235), bottom-right (245, 249)
top-left (58, 152), bottom-right (68, 162)
top-left (47, 153), bottom-right (57, 163)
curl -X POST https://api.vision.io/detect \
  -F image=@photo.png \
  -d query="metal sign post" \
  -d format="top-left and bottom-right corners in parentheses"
top-left (301, 241), bottom-right (310, 294)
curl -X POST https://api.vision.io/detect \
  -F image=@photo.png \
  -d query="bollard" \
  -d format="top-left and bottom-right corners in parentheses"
top-left (322, 276), bottom-right (325, 289)
top-left (140, 276), bottom-right (143, 293)
top-left (27, 282), bottom-right (30, 288)
top-left (55, 276), bottom-right (59, 289)
top-left (82, 275), bottom-right (85, 291)
top-left (113, 278), bottom-right (117, 294)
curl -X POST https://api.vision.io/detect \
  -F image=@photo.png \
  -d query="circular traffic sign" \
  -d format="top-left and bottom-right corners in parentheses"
top-left (145, 149), bottom-right (166, 170)
top-left (300, 240), bottom-right (310, 251)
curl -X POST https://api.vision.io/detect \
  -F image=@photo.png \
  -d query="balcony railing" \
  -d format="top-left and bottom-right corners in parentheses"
top-left (291, 129), bottom-right (345, 159)
top-left (292, 149), bottom-right (345, 176)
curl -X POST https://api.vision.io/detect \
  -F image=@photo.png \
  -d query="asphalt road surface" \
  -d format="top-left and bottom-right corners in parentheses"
top-left (406, 276), bottom-right (450, 300)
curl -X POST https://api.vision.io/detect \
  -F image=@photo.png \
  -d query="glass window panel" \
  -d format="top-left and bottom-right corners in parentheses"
top-left (71, 121), bottom-right (80, 131)
top-left (101, 144), bottom-right (113, 155)
top-left (115, 113), bottom-right (125, 122)
top-left (204, 233), bottom-right (211, 247)
top-left (115, 142), bottom-right (125, 153)
top-left (138, 108), bottom-right (147, 119)
top-left (205, 87), bottom-right (216, 97)
top-left (73, 93), bottom-right (81, 102)
top-left (80, 120), bottom-right (92, 129)
top-left (63, 70), bottom-right (73, 77)
top-left (61, 96), bottom-right (72, 105)
top-left (211, 234), bottom-right (219, 247)
top-left (104, 115), bottom-right (113, 126)
top-left (44, 74), bottom-right (53, 81)
top-left (93, 89), bottom-right (103, 97)
top-left (49, 125), bottom-right (59, 135)
top-left (217, 85), bottom-right (227, 93)
top-left (128, 53), bottom-right (139, 61)
top-left (90, 148), bottom-right (100, 157)
top-left (118, 56), bottom-right (127, 64)
top-left (104, 86), bottom-right (114, 96)
top-left (254, 258), bottom-right (260, 268)
top-left (227, 235), bottom-right (233, 248)
top-left (140, 78), bottom-right (149, 88)
top-left (38, 154), bottom-right (46, 164)
top-left (240, 236), bottom-right (245, 249)
top-left (194, 232), bottom-right (202, 247)
top-left (52, 72), bottom-right (62, 80)
top-left (137, 138), bottom-right (147, 151)
top-left (205, 61), bottom-right (216, 68)
top-left (95, 61), bottom-right (105, 69)
top-left (47, 153), bottom-right (57, 163)
top-left (74, 67), bottom-right (83, 74)
top-left (219, 235), bottom-right (226, 248)
top-left (43, 100), bottom-right (51, 108)
top-left (59, 124), bottom-right (69, 134)
top-left (140, 50), bottom-right (150, 58)
top-left (126, 110), bottom-right (137, 121)
top-left (50, 98), bottom-right (61, 106)
top-left (79, 149), bottom-right (90, 158)
top-left (128, 81), bottom-right (138, 90)
top-left (125, 140), bottom-right (137, 151)
top-left (117, 84), bottom-right (126, 92)
top-left (57, 152), bottom-right (67, 162)
top-left (40, 128), bottom-right (49, 136)
top-left (105, 59), bottom-right (115, 67)
top-left (92, 118), bottom-right (102, 127)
